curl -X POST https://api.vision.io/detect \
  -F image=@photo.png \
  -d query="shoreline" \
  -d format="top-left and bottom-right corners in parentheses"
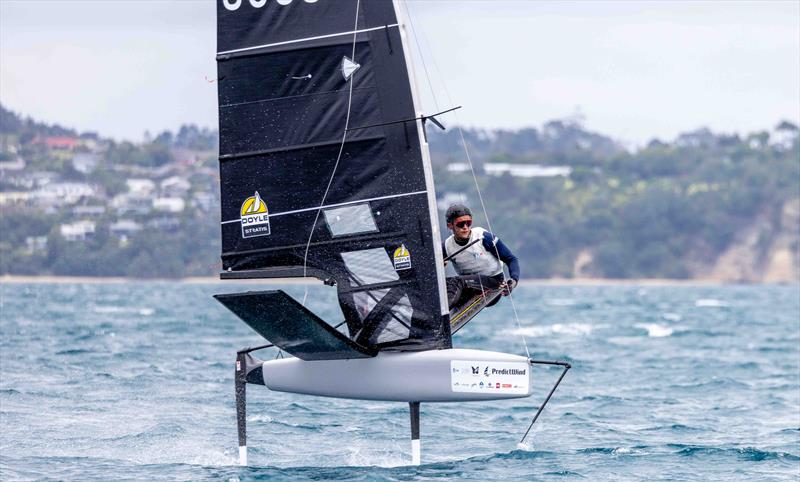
top-left (1, 274), bottom-right (793, 286)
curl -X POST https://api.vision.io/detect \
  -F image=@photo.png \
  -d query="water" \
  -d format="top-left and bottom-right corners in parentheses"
top-left (1, 282), bottom-right (798, 480)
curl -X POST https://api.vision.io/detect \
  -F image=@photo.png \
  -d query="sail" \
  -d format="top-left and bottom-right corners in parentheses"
top-left (216, 0), bottom-right (450, 351)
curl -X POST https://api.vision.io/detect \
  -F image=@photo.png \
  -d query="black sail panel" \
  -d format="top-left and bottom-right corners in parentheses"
top-left (216, 0), bottom-right (450, 352)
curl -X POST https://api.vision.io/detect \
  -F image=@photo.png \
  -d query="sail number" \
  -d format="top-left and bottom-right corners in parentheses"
top-left (223, 0), bottom-right (318, 11)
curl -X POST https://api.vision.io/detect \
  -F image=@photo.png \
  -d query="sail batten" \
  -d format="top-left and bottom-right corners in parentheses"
top-left (217, 0), bottom-right (450, 352)
top-left (217, 24), bottom-right (399, 57)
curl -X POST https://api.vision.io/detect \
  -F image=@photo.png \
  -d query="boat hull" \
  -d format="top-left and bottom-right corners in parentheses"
top-left (260, 348), bottom-right (533, 402)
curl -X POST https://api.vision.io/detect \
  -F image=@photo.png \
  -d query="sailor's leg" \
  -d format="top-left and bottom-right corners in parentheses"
top-left (409, 401), bottom-right (421, 465)
top-left (446, 277), bottom-right (465, 309)
top-left (461, 274), bottom-right (502, 292)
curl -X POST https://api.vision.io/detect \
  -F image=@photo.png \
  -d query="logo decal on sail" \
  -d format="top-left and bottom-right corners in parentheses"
top-left (240, 191), bottom-right (271, 238)
top-left (223, 0), bottom-right (319, 12)
top-left (341, 56), bottom-right (361, 81)
top-left (393, 244), bottom-right (411, 271)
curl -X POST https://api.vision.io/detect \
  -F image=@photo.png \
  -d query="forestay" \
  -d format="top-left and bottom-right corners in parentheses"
top-left (216, 0), bottom-right (450, 352)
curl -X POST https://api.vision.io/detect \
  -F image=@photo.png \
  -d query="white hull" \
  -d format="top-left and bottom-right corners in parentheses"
top-left (260, 348), bottom-right (533, 402)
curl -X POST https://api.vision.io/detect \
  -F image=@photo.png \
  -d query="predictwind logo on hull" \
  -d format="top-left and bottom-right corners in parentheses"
top-left (240, 191), bottom-right (270, 238)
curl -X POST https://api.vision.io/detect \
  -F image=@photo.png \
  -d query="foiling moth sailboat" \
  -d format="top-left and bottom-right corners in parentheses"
top-left (212, 0), bottom-right (570, 466)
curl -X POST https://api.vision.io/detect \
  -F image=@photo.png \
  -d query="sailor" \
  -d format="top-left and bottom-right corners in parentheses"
top-left (442, 203), bottom-right (520, 309)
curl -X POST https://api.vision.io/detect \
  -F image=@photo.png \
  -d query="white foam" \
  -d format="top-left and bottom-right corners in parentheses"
top-left (695, 298), bottom-right (728, 307)
top-left (510, 323), bottom-right (594, 338)
top-left (247, 414), bottom-right (272, 423)
top-left (635, 323), bottom-right (674, 338)
top-left (92, 306), bottom-right (155, 316)
top-left (661, 312), bottom-right (682, 322)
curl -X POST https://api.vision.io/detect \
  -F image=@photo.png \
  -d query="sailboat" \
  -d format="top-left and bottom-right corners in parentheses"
top-left (213, 0), bottom-right (569, 466)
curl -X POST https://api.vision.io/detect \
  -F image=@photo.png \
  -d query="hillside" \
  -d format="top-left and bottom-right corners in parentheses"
top-left (1, 105), bottom-right (797, 281)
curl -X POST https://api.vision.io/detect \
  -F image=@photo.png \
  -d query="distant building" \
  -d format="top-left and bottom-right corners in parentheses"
top-left (0, 191), bottom-right (30, 206)
top-left (110, 219), bottom-right (142, 245)
top-left (484, 163), bottom-right (572, 178)
top-left (437, 192), bottom-right (468, 211)
top-left (71, 153), bottom-right (100, 174)
top-left (0, 156), bottom-right (26, 172)
top-left (148, 216), bottom-right (181, 229)
top-left (60, 220), bottom-right (96, 242)
top-left (32, 182), bottom-right (98, 206)
top-left (446, 162), bottom-right (572, 178)
top-left (24, 236), bottom-right (48, 254)
top-left (153, 197), bottom-right (185, 213)
top-left (160, 176), bottom-right (191, 197)
top-left (111, 194), bottom-right (152, 216)
top-left (41, 136), bottom-right (80, 150)
top-left (72, 205), bottom-right (106, 217)
top-left (126, 178), bottom-right (156, 196)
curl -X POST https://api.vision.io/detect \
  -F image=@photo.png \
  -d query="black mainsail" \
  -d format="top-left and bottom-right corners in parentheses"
top-left (215, 0), bottom-right (450, 353)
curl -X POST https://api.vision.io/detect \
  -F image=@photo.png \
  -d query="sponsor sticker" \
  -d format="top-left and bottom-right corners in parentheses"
top-left (240, 191), bottom-right (271, 238)
top-left (393, 244), bottom-right (412, 270)
top-left (450, 360), bottom-right (530, 395)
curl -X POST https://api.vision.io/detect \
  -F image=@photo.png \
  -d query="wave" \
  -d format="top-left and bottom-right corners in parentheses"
top-left (668, 444), bottom-right (799, 461)
top-left (511, 323), bottom-right (595, 337)
top-left (695, 299), bottom-right (729, 308)
top-left (92, 306), bottom-right (154, 316)
top-left (634, 323), bottom-right (674, 337)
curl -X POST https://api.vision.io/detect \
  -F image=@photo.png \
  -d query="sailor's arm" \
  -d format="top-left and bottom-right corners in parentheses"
top-left (482, 232), bottom-right (520, 281)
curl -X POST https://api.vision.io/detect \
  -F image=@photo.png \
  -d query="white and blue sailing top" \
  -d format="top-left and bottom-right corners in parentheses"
top-left (442, 227), bottom-right (520, 281)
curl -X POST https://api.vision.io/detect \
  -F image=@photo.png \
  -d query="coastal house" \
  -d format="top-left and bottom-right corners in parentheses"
top-left (71, 153), bottom-right (100, 174)
top-left (41, 136), bottom-right (80, 151)
top-left (0, 191), bottom-right (30, 206)
top-left (32, 182), bottom-right (98, 206)
top-left (437, 192), bottom-right (468, 211)
top-left (160, 176), bottom-right (191, 197)
top-left (24, 236), bottom-right (48, 254)
top-left (59, 220), bottom-right (96, 242)
top-left (110, 219), bottom-right (142, 245)
top-left (153, 197), bottom-right (185, 213)
top-left (72, 205), bottom-right (106, 218)
top-left (446, 162), bottom-right (572, 178)
top-left (126, 178), bottom-right (156, 196)
top-left (111, 193), bottom-right (152, 216)
top-left (0, 156), bottom-right (26, 172)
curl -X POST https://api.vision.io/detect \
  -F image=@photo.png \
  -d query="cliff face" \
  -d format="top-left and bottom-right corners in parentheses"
top-left (568, 199), bottom-right (799, 282)
top-left (704, 199), bottom-right (799, 283)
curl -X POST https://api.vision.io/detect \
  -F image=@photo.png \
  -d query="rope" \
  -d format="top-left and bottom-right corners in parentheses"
top-left (301, 0), bottom-right (361, 307)
top-left (403, 1), bottom-right (530, 358)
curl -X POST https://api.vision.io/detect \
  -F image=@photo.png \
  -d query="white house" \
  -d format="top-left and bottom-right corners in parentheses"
top-left (153, 197), bottom-right (185, 213)
top-left (60, 220), bottom-right (96, 242)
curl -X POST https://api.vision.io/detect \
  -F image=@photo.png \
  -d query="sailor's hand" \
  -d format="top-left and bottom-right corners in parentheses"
top-left (443, 260), bottom-right (448, 267)
top-left (502, 279), bottom-right (517, 296)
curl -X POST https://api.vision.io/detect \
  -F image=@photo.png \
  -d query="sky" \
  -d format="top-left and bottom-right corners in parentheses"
top-left (1, 0), bottom-right (798, 147)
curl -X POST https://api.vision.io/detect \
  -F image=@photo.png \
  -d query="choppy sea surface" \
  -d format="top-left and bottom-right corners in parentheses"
top-left (1, 282), bottom-right (798, 481)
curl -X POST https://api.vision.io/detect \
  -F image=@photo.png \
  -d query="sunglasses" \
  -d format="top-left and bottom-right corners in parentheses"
top-left (454, 220), bottom-right (472, 228)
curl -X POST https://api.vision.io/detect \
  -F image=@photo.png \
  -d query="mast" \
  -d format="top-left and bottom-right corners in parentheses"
top-left (392, 0), bottom-right (449, 320)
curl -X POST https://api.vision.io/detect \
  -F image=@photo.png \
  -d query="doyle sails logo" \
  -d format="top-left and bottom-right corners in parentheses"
top-left (240, 191), bottom-right (271, 238)
top-left (393, 244), bottom-right (411, 271)
top-left (222, 0), bottom-right (318, 11)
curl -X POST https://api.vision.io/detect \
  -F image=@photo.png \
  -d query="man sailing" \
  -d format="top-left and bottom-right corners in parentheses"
top-left (442, 204), bottom-right (520, 309)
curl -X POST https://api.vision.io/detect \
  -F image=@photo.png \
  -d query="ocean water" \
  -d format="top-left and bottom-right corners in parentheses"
top-left (1, 282), bottom-right (798, 481)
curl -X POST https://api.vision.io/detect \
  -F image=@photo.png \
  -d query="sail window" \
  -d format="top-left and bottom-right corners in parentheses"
top-left (324, 203), bottom-right (378, 237)
top-left (352, 288), bottom-right (389, 321)
top-left (375, 295), bottom-right (413, 344)
top-left (341, 248), bottom-right (399, 286)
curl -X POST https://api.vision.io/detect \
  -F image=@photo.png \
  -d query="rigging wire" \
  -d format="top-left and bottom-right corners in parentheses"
top-left (403, 0), bottom-right (530, 358)
top-left (301, 0), bottom-right (361, 307)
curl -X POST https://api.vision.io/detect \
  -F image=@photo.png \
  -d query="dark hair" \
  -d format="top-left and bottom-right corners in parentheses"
top-left (445, 203), bottom-right (472, 223)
